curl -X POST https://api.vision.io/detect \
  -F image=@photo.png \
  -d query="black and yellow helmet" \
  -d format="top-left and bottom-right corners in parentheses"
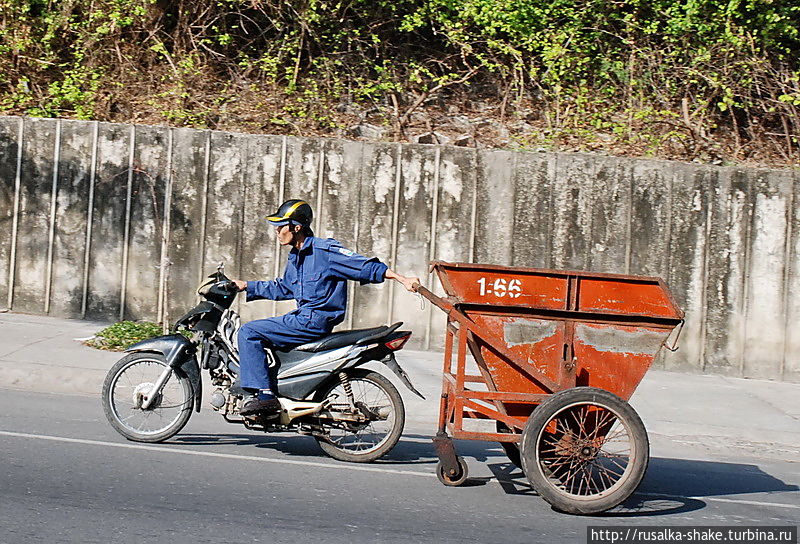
top-left (266, 199), bottom-right (313, 228)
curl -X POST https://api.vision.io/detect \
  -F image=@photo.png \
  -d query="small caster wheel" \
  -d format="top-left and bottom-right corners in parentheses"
top-left (436, 456), bottom-right (469, 486)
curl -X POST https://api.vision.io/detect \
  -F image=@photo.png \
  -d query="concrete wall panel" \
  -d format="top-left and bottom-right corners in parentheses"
top-left (587, 156), bottom-right (628, 274)
top-left (316, 140), bottom-right (362, 247)
top-left (202, 131), bottom-right (243, 273)
top-left (268, 137), bottom-right (322, 317)
top-left (352, 143), bottom-right (397, 329)
top-left (238, 134), bottom-right (283, 323)
top-left (666, 164), bottom-right (714, 372)
top-left (703, 168), bottom-right (750, 376)
top-left (125, 125), bottom-right (168, 321)
top-left (85, 122), bottom-right (129, 319)
top-left (0, 117), bottom-right (20, 307)
top-left (784, 171), bottom-right (800, 382)
top-left (552, 153), bottom-right (593, 270)
top-left (628, 160), bottom-right (672, 277)
top-left (48, 120), bottom-right (92, 317)
top-left (14, 118), bottom-right (57, 313)
top-left (427, 146), bottom-right (477, 349)
top-left (743, 170), bottom-right (793, 380)
top-left (314, 139), bottom-right (363, 330)
top-left (435, 147), bottom-right (475, 264)
top-left (511, 152), bottom-right (555, 269)
top-left (164, 128), bottom-right (208, 323)
top-left (393, 144), bottom-right (438, 347)
top-left (474, 149), bottom-right (515, 266)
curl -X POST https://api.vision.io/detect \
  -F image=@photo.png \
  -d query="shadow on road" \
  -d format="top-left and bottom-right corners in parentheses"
top-left (172, 430), bottom-right (500, 465)
top-left (640, 457), bottom-right (799, 498)
top-left (485, 456), bottom-right (798, 517)
top-left (172, 432), bottom-right (798, 518)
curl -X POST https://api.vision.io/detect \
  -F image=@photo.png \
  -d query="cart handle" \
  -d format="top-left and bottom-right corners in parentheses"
top-left (412, 283), bottom-right (455, 314)
top-left (663, 318), bottom-right (685, 352)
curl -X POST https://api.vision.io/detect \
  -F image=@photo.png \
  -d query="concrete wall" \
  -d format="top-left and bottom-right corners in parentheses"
top-left (1, 116), bottom-right (798, 382)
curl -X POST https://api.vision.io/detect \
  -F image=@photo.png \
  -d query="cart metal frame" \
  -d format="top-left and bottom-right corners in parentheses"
top-left (416, 261), bottom-right (684, 508)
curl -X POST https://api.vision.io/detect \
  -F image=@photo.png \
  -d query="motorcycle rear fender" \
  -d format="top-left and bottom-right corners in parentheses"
top-left (125, 334), bottom-right (202, 412)
top-left (381, 353), bottom-right (425, 399)
top-left (338, 350), bottom-right (425, 400)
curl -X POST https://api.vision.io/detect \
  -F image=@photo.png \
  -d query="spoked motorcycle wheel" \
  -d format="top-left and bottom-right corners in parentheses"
top-left (313, 369), bottom-right (405, 463)
top-left (102, 353), bottom-right (194, 443)
top-left (521, 387), bottom-right (649, 515)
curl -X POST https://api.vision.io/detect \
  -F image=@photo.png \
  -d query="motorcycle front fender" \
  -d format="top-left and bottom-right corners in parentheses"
top-left (126, 334), bottom-right (202, 412)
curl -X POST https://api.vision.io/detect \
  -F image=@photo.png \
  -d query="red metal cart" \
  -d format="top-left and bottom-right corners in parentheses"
top-left (415, 261), bottom-right (684, 515)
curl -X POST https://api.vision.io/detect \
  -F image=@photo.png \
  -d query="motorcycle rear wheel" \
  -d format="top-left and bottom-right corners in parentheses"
top-left (102, 353), bottom-right (193, 443)
top-left (313, 369), bottom-right (405, 463)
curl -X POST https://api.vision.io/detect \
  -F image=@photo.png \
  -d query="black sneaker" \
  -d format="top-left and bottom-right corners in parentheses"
top-left (240, 397), bottom-right (281, 416)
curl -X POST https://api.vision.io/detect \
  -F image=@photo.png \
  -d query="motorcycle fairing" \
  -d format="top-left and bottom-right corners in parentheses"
top-left (174, 301), bottom-right (223, 332)
top-left (277, 372), bottom-right (330, 400)
top-left (274, 344), bottom-right (367, 399)
top-left (294, 325), bottom-right (388, 353)
top-left (274, 340), bottom-right (424, 400)
top-left (275, 344), bottom-right (357, 379)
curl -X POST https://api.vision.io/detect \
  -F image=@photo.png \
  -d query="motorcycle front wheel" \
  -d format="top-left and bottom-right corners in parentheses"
top-left (313, 369), bottom-right (405, 463)
top-left (102, 353), bottom-right (194, 443)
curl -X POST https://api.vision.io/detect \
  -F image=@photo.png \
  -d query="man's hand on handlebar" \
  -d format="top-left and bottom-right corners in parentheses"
top-left (231, 280), bottom-right (247, 292)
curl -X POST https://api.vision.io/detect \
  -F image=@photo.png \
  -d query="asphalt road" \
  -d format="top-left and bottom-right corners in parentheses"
top-left (0, 389), bottom-right (797, 544)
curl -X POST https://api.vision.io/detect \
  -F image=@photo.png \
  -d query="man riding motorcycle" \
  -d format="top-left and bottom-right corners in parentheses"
top-left (232, 199), bottom-right (420, 417)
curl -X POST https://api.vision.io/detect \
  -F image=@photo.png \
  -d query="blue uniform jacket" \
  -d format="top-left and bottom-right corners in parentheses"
top-left (245, 237), bottom-right (388, 333)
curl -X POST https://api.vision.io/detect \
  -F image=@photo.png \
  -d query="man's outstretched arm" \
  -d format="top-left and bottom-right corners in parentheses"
top-left (232, 278), bottom-right (294, 301)
top-left (325, 242), bottom-right (420, 290)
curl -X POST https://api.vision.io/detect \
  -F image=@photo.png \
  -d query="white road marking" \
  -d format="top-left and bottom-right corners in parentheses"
top-left (2, 429), bottom-right (799, 511)
top-left (0, 429), bottom-right (435, 479)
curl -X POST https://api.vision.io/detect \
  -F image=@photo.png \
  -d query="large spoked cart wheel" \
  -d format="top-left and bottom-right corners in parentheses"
top-left (521, 387), bottom-right (649, 515)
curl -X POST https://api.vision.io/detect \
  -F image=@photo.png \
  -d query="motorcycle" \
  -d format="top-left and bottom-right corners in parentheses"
top-left (101, 263), bottom-right (423, 463)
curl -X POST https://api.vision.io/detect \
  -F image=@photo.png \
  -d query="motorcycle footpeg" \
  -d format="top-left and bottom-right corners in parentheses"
top-left (252, 411), bottom-right (281, 422)
top-left (229, 380), bottom-right (246, 396)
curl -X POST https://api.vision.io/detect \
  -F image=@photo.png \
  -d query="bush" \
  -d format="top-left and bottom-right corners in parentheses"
top-left (86, 321), bottom-right (164, 351)
top-left (0, 0), bottom-right (797, 163)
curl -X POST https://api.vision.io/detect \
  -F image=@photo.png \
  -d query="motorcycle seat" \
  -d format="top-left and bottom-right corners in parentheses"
top-left (293, 325), bottom-right (390, 353)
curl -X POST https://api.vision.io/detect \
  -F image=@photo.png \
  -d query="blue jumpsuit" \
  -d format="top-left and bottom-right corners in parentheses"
top-left (238, 236), bottom-right (388, 393)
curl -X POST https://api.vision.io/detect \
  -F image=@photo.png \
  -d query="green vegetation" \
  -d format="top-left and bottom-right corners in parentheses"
top-left (1, 0), bottom-right (798, 164)
top-left (86, 321), bottom-right (164, 351)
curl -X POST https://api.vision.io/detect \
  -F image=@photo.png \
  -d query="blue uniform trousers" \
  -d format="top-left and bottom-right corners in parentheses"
top-left (237, 310), bottom-right (329, 393)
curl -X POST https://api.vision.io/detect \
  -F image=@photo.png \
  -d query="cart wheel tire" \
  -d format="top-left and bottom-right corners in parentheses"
top-left (496, 421), bottom-right (522, 469)
top-left (521, 387), bottom-right (649, 515)
top-left (436, 456), bottom-right (469, 486)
